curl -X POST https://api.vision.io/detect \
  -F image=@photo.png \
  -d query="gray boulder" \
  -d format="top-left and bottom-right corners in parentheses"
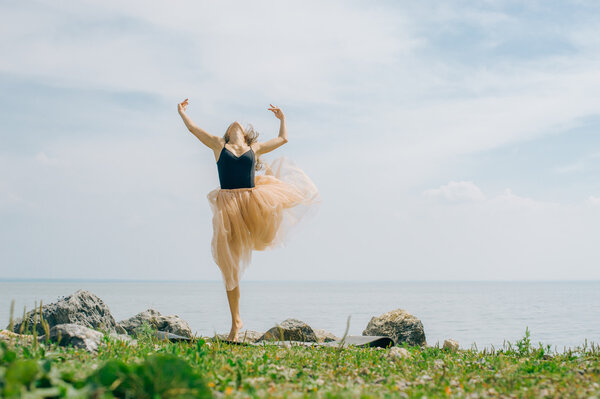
top-left (258, 318), bottom-right (318, 342)
top-left (47, 323), bottom-right (104, 353)
top-left (10, 290), bottom-right (125, 335)
top-left (237, 330), bottom-right (263, 342)
top-left (362, 308), bottom-right (426, 347)
top-left (118, 309), bottom-right (193, 338)
top-left (314, 328), bottom-right (340, 343)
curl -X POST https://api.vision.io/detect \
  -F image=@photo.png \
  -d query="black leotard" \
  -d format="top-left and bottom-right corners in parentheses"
top-left (216, 144), bottom-right (256, 189)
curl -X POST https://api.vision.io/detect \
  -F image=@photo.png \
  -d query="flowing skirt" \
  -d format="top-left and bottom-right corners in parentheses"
top-left (207, 156), bottom-right (321, 291)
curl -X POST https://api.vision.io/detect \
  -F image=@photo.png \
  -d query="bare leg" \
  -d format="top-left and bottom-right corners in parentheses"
top-left (226, 285), bottom-right (244, 341)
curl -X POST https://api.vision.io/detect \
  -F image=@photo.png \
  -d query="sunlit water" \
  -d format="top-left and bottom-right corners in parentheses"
top-left (1, 280), bottom-right (598, 353)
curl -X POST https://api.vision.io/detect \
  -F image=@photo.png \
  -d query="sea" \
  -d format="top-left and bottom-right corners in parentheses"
top-left (1, 280), bottom-right (598, 353)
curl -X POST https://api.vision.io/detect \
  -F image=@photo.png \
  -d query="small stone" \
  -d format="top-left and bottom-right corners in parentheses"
top-left (0, 329), bottom-right (37, 344)
top-left (388, 346), bottom-right (411, 360)
top-left (443, 339), bottom-right (459, 352)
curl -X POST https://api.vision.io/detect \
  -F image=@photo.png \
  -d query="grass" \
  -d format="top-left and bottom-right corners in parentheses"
top-left (2, 301), bottom-right (599, 397)
top-left (1, 323), bottom-right (600, 398)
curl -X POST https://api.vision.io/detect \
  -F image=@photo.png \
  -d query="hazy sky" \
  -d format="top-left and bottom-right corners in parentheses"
top-left (1, 1), bottom-right (599, 282)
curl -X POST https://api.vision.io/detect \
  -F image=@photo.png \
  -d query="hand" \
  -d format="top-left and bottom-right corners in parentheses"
top-left (178, 98), bottom-right (189, 113)
top-left (268, 104), bottom-right (285, 120)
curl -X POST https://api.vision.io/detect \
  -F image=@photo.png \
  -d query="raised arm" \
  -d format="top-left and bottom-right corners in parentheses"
top-left (177, 98), bottom-right (221, 150)
top-left (254, 104), bottom-right (289, 156)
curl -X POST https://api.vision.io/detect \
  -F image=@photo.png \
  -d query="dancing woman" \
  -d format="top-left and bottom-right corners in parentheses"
top-left (177, 99), bottom-right (321, 341)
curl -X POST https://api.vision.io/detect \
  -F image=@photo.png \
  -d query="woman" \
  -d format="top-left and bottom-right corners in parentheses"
top-left (177, 99), bottom-right (321, 341)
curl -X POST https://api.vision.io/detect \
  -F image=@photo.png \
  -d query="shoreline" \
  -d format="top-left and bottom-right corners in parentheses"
top-left (2, 283), bottom-right (599, 355)
top-left (1, 327), bottom-right (599, 397)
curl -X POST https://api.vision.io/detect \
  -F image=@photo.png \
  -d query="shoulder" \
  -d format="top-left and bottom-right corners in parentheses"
top-left (214, 137), bottom-right (226, 151)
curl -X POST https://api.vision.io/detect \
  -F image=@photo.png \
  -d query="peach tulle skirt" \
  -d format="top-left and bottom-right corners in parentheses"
top-left (207, 156), bottom-right (321, 291)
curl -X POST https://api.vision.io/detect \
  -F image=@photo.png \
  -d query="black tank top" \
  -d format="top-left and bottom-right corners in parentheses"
top-left (216, 144), bottom-right (256, 189)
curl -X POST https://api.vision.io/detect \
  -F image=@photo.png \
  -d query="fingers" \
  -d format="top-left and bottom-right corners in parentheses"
top-left (268, 105), bottom-right (282, 116)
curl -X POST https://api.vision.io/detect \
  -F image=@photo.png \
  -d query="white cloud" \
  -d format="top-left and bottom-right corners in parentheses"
top-left (423, 181), bottom-right (486, 202)
top-left (0, 1), bottom-right (419, 106)
top-left (423, 182), bottom-right (560, 211)
top-left (587, 195), bottom-right (600, 205)
top-left (35, 152), bottom-right (67, 167)
top-left (489, 188), bottom-right (560, 211)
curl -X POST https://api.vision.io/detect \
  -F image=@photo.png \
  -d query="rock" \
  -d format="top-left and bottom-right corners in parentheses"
top-left (118, 309), bottom-right (193, 338)
top-left (10, 290), bottom-right (125, 335)
top-left (443, 339), bottom-right (459, 352)
top-left (154, 330), bottom-right (192, 342)
top-left (211, 333), bottom-right (229, 342)
top-left (0, 329), bottom-right (37, 344)
top-left (238, 330), bottom-right (263, 342)
top-left (362, 308), bottom-right (426, 347)
top-left (48, 323), bottom-right (104, 353)
top-left (388, 347), bottom-right (411, 360)
top-left (314, 328), bottom-right (340, 343)
top-left (257, 318), bottom-right (318, 342)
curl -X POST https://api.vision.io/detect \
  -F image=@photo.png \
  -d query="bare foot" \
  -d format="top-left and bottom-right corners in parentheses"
top-left (227, 318), bottom-right (244, 341)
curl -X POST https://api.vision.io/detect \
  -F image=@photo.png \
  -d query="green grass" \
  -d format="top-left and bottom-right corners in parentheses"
top-left (1, 325), bottom-right (599, 398)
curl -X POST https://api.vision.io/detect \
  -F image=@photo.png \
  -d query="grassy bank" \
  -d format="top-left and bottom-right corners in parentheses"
top-left (1, 326), bottom-right (599, 398)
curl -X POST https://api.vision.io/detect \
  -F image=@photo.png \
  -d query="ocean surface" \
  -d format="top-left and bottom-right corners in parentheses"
top-left (1, 280), bottom-right (598, 353)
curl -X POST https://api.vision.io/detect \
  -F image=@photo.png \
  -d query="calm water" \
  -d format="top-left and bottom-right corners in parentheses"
top-left (1, 280), bottom-right (598, 353)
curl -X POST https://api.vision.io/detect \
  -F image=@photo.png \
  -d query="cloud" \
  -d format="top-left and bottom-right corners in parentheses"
top-left (587, 195), bottom-right (600, 205)
top-left (423, 182), bottom-right (560, 211)
top-left (423, 181), bottom-right (486, 202)
top-left (2, 1), bottom-right (600, 280)
top-left (35, 152), bottom-right (67, 167)
top-left (488, 188), bottom-right (560, 211)
top-left (0, 0), bottom-right (419, 106)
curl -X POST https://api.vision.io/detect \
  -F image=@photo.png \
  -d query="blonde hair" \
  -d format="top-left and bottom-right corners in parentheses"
top-left (223, 122), bottom-right (264, 172)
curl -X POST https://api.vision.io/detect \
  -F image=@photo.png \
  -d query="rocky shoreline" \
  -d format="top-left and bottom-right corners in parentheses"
top-left (2, 289), bottom-right (459, 353)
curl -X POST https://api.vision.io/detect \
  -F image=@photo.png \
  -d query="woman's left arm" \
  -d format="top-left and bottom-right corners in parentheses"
top-left (255, 104), bottom-right (288, 155)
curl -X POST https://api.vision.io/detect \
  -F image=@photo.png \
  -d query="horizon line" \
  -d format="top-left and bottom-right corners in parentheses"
top-left (0, 278), bottom-right (598, 283)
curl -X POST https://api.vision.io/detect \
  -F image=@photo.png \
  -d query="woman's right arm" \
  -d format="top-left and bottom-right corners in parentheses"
top-left (177, 98), bottom-right (221, 150)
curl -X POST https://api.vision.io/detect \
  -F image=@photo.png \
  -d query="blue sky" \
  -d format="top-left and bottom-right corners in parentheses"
top-left (1, 0), bottom-right (599, 281)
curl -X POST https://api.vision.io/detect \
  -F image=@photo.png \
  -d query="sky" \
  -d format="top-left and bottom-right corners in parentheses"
top-left (1, 0), bottom-right (600, 282)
